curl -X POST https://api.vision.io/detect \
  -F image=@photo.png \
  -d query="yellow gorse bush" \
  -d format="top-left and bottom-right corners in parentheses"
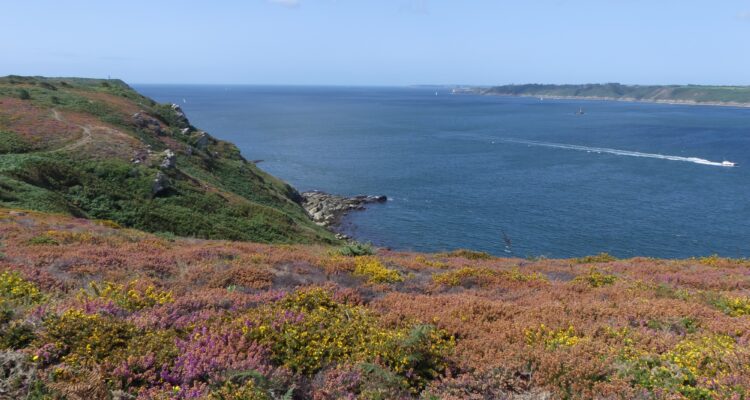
top-left (353, 256), bottom-right (403, 284)
top-left (41, 308), bottom-right (136, 366)
top-left (717, 296), bottom-right (750, 317)
top-left (574, 269), bottom-right (617, 287)
top-left (525, 324), bottom-right (581, 350)
top-left (243, 287), bottom-right (453, 389)
top-left (433, 267), bottom-right (495, 286)
top-left (85, 280), bottom-right (173, 311)
top-left (666, 335), bottom-right (736, 378)
top-left (0, 271), bottom-right (44, 305)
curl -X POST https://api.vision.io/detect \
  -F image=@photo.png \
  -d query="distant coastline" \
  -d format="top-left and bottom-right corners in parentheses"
top-left (457, 83), bottom-right (750, 108)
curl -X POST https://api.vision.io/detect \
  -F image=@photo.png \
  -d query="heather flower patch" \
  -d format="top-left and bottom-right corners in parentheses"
top-left (3, 209), bottom-right (750, 398)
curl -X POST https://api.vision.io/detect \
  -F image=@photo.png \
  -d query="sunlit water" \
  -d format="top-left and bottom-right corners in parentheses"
top-left (136, 85), bottom-right (750, 258)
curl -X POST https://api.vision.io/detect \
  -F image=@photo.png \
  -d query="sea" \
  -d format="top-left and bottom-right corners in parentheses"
top-left (135, 85), bottom-right (750, 259)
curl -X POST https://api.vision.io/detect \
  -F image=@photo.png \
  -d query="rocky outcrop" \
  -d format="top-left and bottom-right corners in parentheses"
top-left (170, 104), bottom-right (191, 128)
top-left (301, 191), bottom-right (386, 227)
top-left (132, 112), bottom-right (166, 135)
top-left (151, 171), bottom-right (170, 196)
top-left (160, 149), bottom-right (176, 169)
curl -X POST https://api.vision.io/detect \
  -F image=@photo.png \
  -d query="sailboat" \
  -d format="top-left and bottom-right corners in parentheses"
top-left (575, 107), bottom-right (585, 115)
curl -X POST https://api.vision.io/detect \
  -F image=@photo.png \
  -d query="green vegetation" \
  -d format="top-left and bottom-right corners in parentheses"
top-left (479, 83), bottom-right (750, 105)
top-left (337, 241), bottom-right (375, 257)
top-left (0, 75), bottom-right (337, 244)
top-left (0, 131), bottom-right (31, 154)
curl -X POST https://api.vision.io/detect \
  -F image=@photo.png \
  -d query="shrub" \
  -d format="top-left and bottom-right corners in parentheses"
top-left (27, 235), bottom-right (60, 246)
top-left (433, 267), bottom-right (495, 287)
top-left (525, 324), bottom-right (581, 350)
top-left (84, 280), bottom-right (173, 312)
top-left (709, 294), bottom-right (750, 317)
top-left (574, 269), bottom-right (617, 287)
top-left (620, 335), bottom-right (738, 399)
top-left (39, 309), bottom-right (136, 365)
top-left (18, 89), bottom-right (31, 100)
top-left (574, 252), bottom-right (617, 264)
top-left (0, 321), bottom-right (36, 349)
top-left (0, 131), bottom-right (31, 154)
top-left (244, 288), bottom-right (453, 389)
top-left (337, 242), bottom-right (374, 257)
top-left (440, 249), bottom-right (493, 260)
top-left (0, 271), bottom-right (44, 305)
top-left (353, 256), bottom-right (403, 284)
top-left (209, 379), bottom-right (272, 400)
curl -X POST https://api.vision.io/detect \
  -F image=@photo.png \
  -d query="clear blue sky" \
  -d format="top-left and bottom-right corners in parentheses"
top-left (2, 0), bottom-right (749, 85)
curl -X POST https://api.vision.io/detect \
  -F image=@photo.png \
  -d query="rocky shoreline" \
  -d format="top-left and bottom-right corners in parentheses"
top-left (301, 191), bottom-right (387, 236)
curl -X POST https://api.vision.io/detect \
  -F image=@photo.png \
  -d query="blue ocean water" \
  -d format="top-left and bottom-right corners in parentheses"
top-left (135, 85), bottom-right (750, 258)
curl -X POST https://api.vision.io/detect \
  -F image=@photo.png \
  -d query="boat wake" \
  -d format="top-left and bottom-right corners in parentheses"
top-left (500, 138), bottom-right (736, 167)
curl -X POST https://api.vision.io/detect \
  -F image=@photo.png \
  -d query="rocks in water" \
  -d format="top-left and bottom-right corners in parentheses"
top-left (301, 191), bottom-right (387, 227)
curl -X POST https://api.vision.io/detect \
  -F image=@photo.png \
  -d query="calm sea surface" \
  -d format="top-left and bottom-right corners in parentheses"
top-left (135, 85), bottom-right (750, 258)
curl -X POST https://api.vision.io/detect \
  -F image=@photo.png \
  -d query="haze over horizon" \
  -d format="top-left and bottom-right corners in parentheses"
top-left (2, 0), bottom-right (750, 86)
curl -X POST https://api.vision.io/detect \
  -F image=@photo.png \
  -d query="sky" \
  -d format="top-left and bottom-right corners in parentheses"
top-left (1, 0), bottom-right (749, 86)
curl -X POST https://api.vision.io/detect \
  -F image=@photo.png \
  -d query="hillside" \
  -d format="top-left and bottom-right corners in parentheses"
top-left (473, 83), bottom-right (750, 107)
top-left (0, 76), bottom-right (336, 244)
top-left (1, 209), bottom-right (750, 398)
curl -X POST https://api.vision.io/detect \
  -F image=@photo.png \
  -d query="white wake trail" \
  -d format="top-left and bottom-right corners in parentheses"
top-left (500, 139), bottom-right (736, 167)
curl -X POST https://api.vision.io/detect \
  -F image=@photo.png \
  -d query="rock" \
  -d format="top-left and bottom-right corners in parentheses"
top-left (160, 149), bottom-right (176, 169)
top-left (8, 211), bottom-right (26, 217)
top-left (170, 104), bottom-right (192, 128)
top-left (132, 112), bottom-right (166, 135)
top-left (300, 191), bottom-right (387, 227)
top-left (194, 132), bottom-right (210, 149)
top-left (0, 350), bottom-right (36, 398)
top-left (152, 172), bottom-right (169, 196)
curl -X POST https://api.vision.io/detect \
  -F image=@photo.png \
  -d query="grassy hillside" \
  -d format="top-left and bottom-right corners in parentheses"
top-left (1, 209), bottom-right (750, 398)
top-left (478, 83), bottom-right (750, 105)
top-left (0, 75), bottom-right (336, 244)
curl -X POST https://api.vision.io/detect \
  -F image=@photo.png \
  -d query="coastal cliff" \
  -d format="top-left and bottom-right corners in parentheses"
top-left (0, 75), bottom-right (337, 244)
top-left (468, 83), bottom-right (750, 107)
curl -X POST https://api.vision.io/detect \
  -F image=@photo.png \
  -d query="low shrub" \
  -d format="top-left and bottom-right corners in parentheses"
top-left (524, 324), bottom-right (581, 350)
top-left (0, 271), bottom-right (44, 305)
top-left (433, 267), bottom-right (495, 287)
top-left (84, 280), bottom-right (174, 311)
top-left (353, 256), bottom-right (403, 284)
top-left (337, 242), bottom-right (374, 257)
top-left (574, 269), bottom-right (617, 287)
top-left (574, 252), bottom-right (617, 264)
top-left (244, 287), bottom-right (453, 389)
top-left (709, 294), bottom-right (750, 317)
top-left (439, 249), bottom-right (493, 260)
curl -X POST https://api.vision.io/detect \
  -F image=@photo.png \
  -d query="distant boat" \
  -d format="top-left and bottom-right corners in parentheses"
top-left (435, 91), bottom-right (438, 96)
top-left (575, 107), bottom-right (585, 115)
top-left (722, 161), bottom-right (737, 167)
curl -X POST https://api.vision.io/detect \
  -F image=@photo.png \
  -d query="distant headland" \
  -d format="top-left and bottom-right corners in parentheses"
top-left (454, 83), bottom-right (750, 108)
